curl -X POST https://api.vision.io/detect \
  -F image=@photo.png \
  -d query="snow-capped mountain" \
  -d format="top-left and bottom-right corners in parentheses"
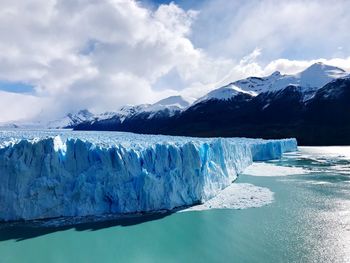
top-left (89, 95), bottom-right (194, 124)
top-left (122, 95), bottom-right (193, 118)
top-left (295, 62), bottom-right (347, 87)
top-left (0, 109), bottom-right (94, 129)
top-left (196, 62), bottom-right (348, 104)
top-left (173, 62), bottom-right (348, 107)
top-left (47, 109), bottom-right (94, 129)
top-left (3, 62), bottom-right (350, 145)
top-left (0, 96), bottom-right (193, 129)
top-left (144, 95), bottom-right (193, 113)
top-left (74, 62), bottom-right (350, 145)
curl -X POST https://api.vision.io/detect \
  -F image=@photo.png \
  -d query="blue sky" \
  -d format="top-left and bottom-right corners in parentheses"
top-left (0, 0), bottom-right (349, 122)
top-left (0, 81), bottom-right (34, 94)
top-left (141, 0), bottom-right (202, 9)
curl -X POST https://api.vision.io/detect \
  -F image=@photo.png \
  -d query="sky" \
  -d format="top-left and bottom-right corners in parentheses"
top-left (0, 0), bottom-right (350, 122)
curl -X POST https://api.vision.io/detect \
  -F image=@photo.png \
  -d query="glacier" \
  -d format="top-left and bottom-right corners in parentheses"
top-left (0, 130), bottom-right (297, 221)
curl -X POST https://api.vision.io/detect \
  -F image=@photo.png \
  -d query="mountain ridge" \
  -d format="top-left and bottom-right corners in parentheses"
top-left (2, 62), bottom-right (350, 145)
top-left (73, 62), bottom-right (350, 145)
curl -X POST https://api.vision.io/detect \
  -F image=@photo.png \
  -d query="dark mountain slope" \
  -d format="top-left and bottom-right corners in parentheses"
top-left (74, 74), bottom-right (350, 145)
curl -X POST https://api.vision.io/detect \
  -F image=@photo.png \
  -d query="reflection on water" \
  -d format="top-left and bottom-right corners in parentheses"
top-left (267, 147), bottom-right (350, 262)
top-left (0, 147), bottom-right (350, 263)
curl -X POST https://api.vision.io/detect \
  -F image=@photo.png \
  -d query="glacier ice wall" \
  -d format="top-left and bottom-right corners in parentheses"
top-left (0, 130), bottom-right (297, 221)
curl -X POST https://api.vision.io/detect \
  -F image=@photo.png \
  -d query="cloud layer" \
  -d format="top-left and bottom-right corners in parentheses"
top-left (0, 0), bottom-right (350, 121)
top-left (0, 0), bottom-right (204, 120)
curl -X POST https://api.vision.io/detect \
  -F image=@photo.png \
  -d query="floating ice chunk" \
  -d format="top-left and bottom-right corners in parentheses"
top-left (182, 183), bottom-right (274, 211)
top-left (243, 163), bottom-right (308, 177)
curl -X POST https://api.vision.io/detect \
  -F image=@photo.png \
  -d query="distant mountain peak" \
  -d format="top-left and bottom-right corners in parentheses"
top-left (296, 62), bottom-right (347, 89)
top-left (77, 109), bottom-right (94, 116)
top-left (3, 63), bottom-right (349, 130)
top-left (47, 109), bottom-right (94, 128)
top-left (66, 109), bottom-right (93, 119)
top-left (302, 62), bottom-right (345, 74)
top-left (153, 95), bottom-right (192, 109)
top-left (270, 71), bottom-right (282, 77)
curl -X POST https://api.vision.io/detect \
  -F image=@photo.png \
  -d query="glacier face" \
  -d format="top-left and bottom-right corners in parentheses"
top-left (0, 130), bottom-right (297, 221)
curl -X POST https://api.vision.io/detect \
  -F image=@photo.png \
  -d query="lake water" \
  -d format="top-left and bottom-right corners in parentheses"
top-left (0, 147), bottom-right (349, 263)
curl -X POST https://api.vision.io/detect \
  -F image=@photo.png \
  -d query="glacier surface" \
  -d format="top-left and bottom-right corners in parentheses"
top-left (0, 130), bottom-right (297, 221)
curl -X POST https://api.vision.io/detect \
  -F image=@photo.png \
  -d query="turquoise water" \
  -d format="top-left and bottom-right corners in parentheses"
top-left (0, 147), bottom-right (350, 263)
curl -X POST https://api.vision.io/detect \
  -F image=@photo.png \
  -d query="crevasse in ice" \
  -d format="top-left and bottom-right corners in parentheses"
top-left (0, 130), bottom-right (297, 221)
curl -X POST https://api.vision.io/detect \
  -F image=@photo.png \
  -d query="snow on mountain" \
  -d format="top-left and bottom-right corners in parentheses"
top-left (93, 111), bottom-right (119, 121)
top-left (0, 130), bottom-right (297, 221)
top-left (47, 109), bottom-right (94, 129)
top-left (296, 62), bottom-right (346, 88)
top-left (91, 95), bottom-right (195, 123)
top-left (77, 62), bottom-right (348, 126)
top-left (91, 105), bottom-right (150, 124)
top-left (129, 95), bottom-right (194, 114)
top-left (199, 62), bottom-right (348, 103)
top-left (141, 95), bottom-right (195, 118)
top-left (2, 63), bottom-right (347, 129)
top-left (232, 71), bottom-right (287, 94)
top-left (0, 123), bottom-right (20, 129)
top-left (48, 63), bottom-right (349, 127)
top-left (194, 84), bottom-right (258, 104)
top-left (0, 109), bottom-right (95, 129)
top-left (5, 96), bottom-right (192, 128)
top-left (146, 95), bottom-right (193, 112)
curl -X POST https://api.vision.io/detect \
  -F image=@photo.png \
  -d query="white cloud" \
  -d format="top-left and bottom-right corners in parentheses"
top-left (191, 0), bottom-right (350, 60)
top-left (0, 91), bottom-right (50, 122)
top-left (0, 0), bottom-right (350, 122)
top-left (263, 58), bottom-right (350, 75)
top-left (0, 0), bottom-right (205, 120)
top-left (181, 52), bottom-right (350, 99)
